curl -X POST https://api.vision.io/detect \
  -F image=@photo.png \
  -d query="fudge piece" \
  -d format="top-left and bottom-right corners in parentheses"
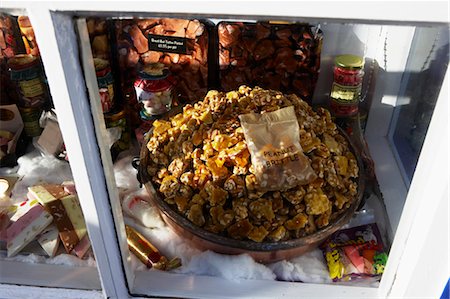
top-left (71, 234), bottom-right (91, 259)
top-left (6, 204), bottom-right (53, 257)
top-left (60, 195), bottom-right (87, 241)
top-left (28, 184), bottom-right (67, 204)
top-left (37, 223), bottom-right (60, 257)
top-left (10, 199), bottom-right (39, 222)
top-left (28, 185), bottom-right (85, 252)
top-left (0, 211), bottom-right (10, 243)
top-left (62, 181), bottom-right (77, 195)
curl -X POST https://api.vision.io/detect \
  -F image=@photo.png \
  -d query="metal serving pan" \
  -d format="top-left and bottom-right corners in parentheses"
top-left (139, 125), bottom-right (365, 263)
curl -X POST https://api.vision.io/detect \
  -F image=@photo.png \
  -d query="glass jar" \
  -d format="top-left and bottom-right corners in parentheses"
top-left (8, 54), bottom-right (49, 108)
top-left (104, 108), bottom-right (130, 161)
top-left (330, 54), bottom-right (364, 117)
top-left (94, 58), bottom-right (115, 113)
top-left (134, 63), bottom-right (175, 118)
top-left (18, 105), bottom-right (43, 137)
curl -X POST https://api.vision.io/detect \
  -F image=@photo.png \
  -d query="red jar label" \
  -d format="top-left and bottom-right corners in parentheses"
top-left (330, 64), bottom-right (364, 117)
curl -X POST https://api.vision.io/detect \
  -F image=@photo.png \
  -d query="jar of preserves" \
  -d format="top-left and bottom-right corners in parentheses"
top-left (18, 105), bottom-right (43, 137)
top-left (8, 54), bottom-right (49, 108)
top-left (330, 54), bottom-right (364, 117)
top-left (94, 58), bottom-right (115, 113)
top-left (104, 108), bottom-right (130, 161)
top-left (134, 63), bottom-right (176, 118)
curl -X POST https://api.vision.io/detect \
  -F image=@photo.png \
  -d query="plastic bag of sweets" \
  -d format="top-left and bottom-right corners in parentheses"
top-left (239, 106), bottom-right (316, 191)
top-left (320, 223), bottom-right (388, 282)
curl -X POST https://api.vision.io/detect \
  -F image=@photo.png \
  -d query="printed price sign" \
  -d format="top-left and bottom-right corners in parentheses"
top-left (148, 34), bottom-right (194, 54)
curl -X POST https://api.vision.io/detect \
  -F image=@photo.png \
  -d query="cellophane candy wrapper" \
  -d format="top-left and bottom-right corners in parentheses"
top-left (239, 106), bottom-right (316, 191)
top-left (320, 223), bottom-right (388, 282)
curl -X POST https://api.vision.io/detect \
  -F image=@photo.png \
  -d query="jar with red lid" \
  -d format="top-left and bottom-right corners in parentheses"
top-left (134, 63), bottom-right (176, 118)
top-left (330, 54), bottom-right (364, 117)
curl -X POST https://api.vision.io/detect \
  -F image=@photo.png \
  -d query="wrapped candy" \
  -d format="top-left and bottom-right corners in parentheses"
top-left (320, 223), bottom-right (388, 282)
top-left (125, 225), bottom-right (181, 270)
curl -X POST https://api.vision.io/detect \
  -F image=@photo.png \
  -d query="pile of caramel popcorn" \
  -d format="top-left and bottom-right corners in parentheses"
top-left (146, 86), bottom-right (359, 242)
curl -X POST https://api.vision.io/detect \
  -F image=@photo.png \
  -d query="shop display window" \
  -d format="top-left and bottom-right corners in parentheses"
top-left (0, 11), bottom-right (101, 290)
top-left (73, 13), bottom-right (448, 298)
top-left (0, 4), bottom-right (448, 299)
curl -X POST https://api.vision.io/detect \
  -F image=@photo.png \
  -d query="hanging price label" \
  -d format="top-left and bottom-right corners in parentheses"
top-left (148, 34), bottom-right (194, 54)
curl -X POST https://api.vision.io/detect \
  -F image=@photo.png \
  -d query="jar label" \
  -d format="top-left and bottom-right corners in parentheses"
top-left (148, 34), bottom-right (193, 55)
top-left (106, 115), bottom-right (130, 154)
top-left (23, 120), bottom-right (43, 137)
top-left (97, 71), bottom-right (114, 88)
top-left (10, 66), bottom-right (40, 81)
top-left (18, 78), bottom-right (45, 98)
top-left (99, 88), bottom-right (114, 113)
top-left (97, 72), bottom-right (115, 112)
top-left (107, 84), bottom-right (115, 101)
top-left (19, 107), bottom-right (43, 137)
top-left (330, 82), bottom-right (362, 103)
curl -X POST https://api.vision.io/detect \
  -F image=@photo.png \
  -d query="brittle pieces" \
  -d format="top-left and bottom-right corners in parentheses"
top-left (147, 86), bottom-right (359, 242)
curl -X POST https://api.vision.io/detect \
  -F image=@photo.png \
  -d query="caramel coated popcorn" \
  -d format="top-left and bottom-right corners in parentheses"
top-left (146, 86), bottom-right (359, 242)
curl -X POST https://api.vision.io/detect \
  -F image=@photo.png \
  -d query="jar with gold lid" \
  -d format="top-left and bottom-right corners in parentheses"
top-left (330, 54), bottom-right (364, 117)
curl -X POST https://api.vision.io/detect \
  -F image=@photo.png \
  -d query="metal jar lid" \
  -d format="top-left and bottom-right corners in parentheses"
top-left (335, 54), bottom-right (364, 69)
top-left (135, 63), bottom-right (175, 93)
top-left (7, 54), bottom-right (37, 70)
top-left (93, 58), bottom-right (110, 72)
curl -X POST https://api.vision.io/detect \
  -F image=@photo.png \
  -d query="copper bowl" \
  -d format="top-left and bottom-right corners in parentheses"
top-left (139, 127), bottom-right (365, 263)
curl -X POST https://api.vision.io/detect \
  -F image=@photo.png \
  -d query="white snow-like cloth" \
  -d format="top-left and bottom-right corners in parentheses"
top-left (175, 250), bottom-right (276, 281)
top-left (268, 249), bottom-right (331, 283)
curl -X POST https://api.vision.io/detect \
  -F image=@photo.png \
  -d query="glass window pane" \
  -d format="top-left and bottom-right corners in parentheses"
top-left (0, 11), bottom-right (101, 290)
top-left (75, 10), bottom-right (447, 297)
top-left (389, 26), bottom-right (449, 185)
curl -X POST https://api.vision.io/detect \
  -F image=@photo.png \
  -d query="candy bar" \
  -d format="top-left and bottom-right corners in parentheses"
top-left (37, 223), bottom-right (60, 257)
top-left (126, 225), bottom-right (181, 270)
top-left (28, 185), bottom-right (81, 253)
top-left (71, 234), bottom-right (91, 259)
top-left (0, 211), bottom-right (10, 244)
top-left (10, 198), bottom-right (39, 222)
top-left (60, 195), bottom-right (87, 241)
top-left (28, 184), bottom-right (67, 204)
top-left (62, 181), bottom-right (77, 195)
top-left (6, 204), bottom-right (53, 257)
